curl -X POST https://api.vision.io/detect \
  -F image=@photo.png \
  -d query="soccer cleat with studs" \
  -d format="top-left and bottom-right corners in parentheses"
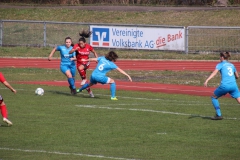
top-left (76, 89), bottom-right (82, 93)
top-left (211, 114), bottom-right (223, 120)
top-left (72, 88), bottom-right (77, 95)
top-left (3, 118), bottom-right (13, 126)
top-left (89, 91), bottom-right (94, 98)
top-left (111, 97), bottom-right (118, 100)
top-left (69, 86), bottom-right (73, 94)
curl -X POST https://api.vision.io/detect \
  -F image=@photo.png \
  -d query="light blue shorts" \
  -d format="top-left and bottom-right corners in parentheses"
top-left (60, 64), bottom-right (76, 77)
top-left (90, 75), bottom-right (109, 85)
top-left (214, 84), bottom-right (240, 99)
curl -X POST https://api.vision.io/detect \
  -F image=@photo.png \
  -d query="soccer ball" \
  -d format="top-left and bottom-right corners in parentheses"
top-left (35, 88), bottom-right (44, 96)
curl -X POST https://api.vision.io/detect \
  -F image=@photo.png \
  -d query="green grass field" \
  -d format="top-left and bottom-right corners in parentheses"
top-left (0, 68), bottom-right (240, 160)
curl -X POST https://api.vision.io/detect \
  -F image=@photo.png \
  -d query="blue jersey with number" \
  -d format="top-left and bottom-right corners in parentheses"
top-left (216, 60), bottom-right (236, 85)
top-left (92, 57), bottom-right (118, 76)
top-left (56, 45), bottom-right (76, 66)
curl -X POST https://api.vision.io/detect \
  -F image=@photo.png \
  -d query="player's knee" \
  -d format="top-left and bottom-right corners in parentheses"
top-left (211, 95), bottom-right (218, 99)
top-left (79, 65), bottom-right (84, 70)
top-left (236, 97), bottom-right (240, 104)
top-left (0, 101), bottom-right (5, 106)
top-left (109, 79), bottom-right (115, 83)
top-left (66, 73), bottom-right (72, 78)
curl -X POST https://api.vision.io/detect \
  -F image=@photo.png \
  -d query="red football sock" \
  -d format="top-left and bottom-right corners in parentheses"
top-left (0, 105), bottom-right (8, 118)
top-left (79, 69), bottom-right (86, 79)
top-left (86, 87), bottom-right (91, 93)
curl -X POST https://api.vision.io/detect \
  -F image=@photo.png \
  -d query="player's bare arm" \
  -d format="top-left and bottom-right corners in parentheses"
top-left (82, 58), bottom-right (98, 62)
top-left (204, 69), bottom-right (219, 87)
top-left (92, 49), bottom-right (98, 58)
top-left (116, 68), bottom-right (132, 82)
top-left (70, 57), bottom-right (77, 61)
top-left (48, 47), bottom-right (57, 61)
top-left (69, 47), bottom-right (80, 54)
top-left (3, 81), bottom-right (16, 93)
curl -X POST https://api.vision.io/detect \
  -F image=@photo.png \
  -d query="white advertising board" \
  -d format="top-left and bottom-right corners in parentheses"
top-left (90, 25), bottom-right (185, 51)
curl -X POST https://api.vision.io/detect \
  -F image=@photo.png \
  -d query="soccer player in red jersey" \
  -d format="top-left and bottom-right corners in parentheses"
top-left (70, 29), bottom-right (98, 97)
top-left (0, 72), bottom-right (16, 126)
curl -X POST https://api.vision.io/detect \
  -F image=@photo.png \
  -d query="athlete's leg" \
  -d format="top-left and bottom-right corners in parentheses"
top-left (78, 83), bottom-right (94, 92)
top-left (61, 65), bottom-right (76, 94)
top-left (235, 97), bottom-right (240, 103)
top-left (106, 78), bottom-right (117, 100)
top-left (210, 86), bottom-right (226, 120)
top-left (0, 98), bottom-right (12, 126)
top-left (229, 85), bottom-right (240, 104)
top-left (65, 70), bottom-right (76, 89)
top-left (0, 99), bottom-right (7, 118)
top-left (70, 65), bottom-right (76, 84)
top-left (211, 94), bottom-right (222, 117)
top-left (68, 65), bottom-right (77, 94)
top-left (78, 65), bottom-right (87, 85)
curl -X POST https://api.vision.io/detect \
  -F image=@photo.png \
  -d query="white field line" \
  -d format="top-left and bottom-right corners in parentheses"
top-left (52, 81), bottom-right (211, 93)
top-left (0, 147), bottom-right (138, 160)
top-left (86, 93), bottom-right (239, 106)
top-left (75, 105), bottom-right (239, 120)
top-left (117, 84), bottom-right (212, 93)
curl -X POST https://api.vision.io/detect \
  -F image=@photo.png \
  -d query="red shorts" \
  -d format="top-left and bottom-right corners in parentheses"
top-left (77, 61), bottom-right (90, 70)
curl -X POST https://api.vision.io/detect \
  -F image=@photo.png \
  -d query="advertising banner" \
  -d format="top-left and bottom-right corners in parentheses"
top-left (90, 25), bottom-right (185, 51)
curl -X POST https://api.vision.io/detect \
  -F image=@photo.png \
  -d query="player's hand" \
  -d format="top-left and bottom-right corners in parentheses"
top-left (48, 56), bottom-right (52, 61)
top-left (128, 76), bottom-right (132, 82)
top-left (12, 89), bottom-right (17, 94)
top-left (204, 81), bottom-right (208, 87)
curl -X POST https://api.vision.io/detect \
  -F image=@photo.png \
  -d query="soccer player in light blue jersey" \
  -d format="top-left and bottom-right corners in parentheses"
top-left (204, 52), bottom-right (240, 120)
top-left (77, 51), bottom-right (132, 100)
top-left (48, 37), bottom-right (77, 95)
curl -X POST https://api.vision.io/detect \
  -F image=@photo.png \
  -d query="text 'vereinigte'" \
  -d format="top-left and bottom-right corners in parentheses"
top-left (112, 28), bottom-right (143, 38)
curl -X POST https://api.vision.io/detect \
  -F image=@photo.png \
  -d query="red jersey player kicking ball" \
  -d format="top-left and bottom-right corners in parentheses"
top-left (70, 29), bottom-right (98, 98)
top-left (0, 72), bottom-right (16, 126)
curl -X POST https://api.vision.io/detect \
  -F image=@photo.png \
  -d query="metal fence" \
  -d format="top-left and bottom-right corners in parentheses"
top-left (1, 20), bottom-right (240, 53)
top-left (186, 26), bottom-right (240, 53)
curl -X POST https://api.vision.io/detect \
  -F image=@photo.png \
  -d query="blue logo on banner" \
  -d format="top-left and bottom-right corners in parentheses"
top-left (92, 28), bottom-right (110, 46)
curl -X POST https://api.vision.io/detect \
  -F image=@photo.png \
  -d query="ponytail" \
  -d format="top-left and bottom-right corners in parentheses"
top-left (79, 29), bottom-right (92, 43)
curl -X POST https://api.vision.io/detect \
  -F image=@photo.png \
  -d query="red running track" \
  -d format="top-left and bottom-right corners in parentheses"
top-left (2, 58), bottom-right (240, 71)
top-left (1, 58), bottom-right (238, 97)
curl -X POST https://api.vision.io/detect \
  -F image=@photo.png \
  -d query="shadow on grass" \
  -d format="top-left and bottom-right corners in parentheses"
top-left (188, 115), bottom-right (212, 120)
top-left (48, 90), bottom-right (99, 99)
top-left (0, 125), bottom-right (11, 127)
top-left (48, 90), bottom-right (74, 96)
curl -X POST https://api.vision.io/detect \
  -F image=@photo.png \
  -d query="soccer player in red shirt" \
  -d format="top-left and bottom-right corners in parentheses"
top-left (70, 30), bottom-right (98, 97)
top-left (0, 72), bottom-right (16, 126)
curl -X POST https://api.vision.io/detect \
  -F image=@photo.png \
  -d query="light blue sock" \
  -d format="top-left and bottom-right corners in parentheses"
top-left (68, 78), bottom-right (75, 89)
top-left (211, 96), bottom-right (221, 116)
top-left (110, 83), bottom-right (116, 98)
top-left (79, 83), bottom-right (89, 91)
